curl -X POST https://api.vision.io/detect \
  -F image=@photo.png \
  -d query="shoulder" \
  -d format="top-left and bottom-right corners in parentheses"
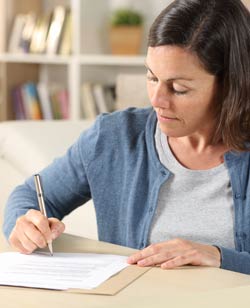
top-left (99, 107), bottom-right (154, 131)
top-left (89, 107), bottom-right (155, 141)
top-left (224, 150), bottom-right (250, 171)
top-left (77, 107), bottom-right (155, 164)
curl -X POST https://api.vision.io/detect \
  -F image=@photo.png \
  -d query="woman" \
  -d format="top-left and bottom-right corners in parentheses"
top-left (3, 0), bottom-right (250, 274)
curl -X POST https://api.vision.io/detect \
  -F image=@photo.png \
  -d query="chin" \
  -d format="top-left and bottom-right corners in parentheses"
top-left (158, 124), bottom-right (184, 138)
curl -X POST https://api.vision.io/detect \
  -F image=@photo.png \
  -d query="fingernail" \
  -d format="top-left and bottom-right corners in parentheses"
top-left (138, 260), bottom-right (146, 266)
top-left (51, 231), bottom-right (58, 240)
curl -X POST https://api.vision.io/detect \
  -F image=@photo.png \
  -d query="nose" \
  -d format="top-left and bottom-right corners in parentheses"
top-left (149, 83), bottom-right (171, 109)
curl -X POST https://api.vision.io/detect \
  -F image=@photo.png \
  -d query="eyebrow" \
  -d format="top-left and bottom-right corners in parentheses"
top-left (144, 62), bottom-right (194, 82)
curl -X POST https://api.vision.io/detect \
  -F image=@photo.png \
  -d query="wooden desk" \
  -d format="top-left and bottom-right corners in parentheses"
top-left (1, 233), bottom-right (250, 308)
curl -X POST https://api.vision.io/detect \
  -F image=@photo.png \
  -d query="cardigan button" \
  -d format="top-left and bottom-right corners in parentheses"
top-left (161, 170), bottom-right (166, 176)
top-left (149, 207), bottom-right (153, 213)
top-left (235, 193), bottom-right (241, 199)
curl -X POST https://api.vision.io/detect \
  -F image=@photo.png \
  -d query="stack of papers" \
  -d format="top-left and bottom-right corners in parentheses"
top-left (0, 252), bottom-right (129, 290)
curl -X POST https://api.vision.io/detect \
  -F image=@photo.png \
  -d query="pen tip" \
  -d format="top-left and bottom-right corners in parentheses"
top-left (48, 242), bottom-right (53, 256)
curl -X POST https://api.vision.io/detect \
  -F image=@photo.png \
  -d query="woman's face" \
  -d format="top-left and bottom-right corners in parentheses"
top-left (146, 45), bottom-right (219, 138)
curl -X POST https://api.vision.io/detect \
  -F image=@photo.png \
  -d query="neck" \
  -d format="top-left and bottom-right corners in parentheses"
top-left (178, 135), bottom-right (212, 152)
top-left (168, 134), bottom-right (226, 155)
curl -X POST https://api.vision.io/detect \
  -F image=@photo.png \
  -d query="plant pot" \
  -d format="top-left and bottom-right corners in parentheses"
top-left (109, 26), bottom-right (143, 55)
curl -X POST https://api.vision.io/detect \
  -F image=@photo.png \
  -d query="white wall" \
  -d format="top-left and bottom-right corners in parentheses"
top-left (109, 0), bottom-right (172, 13)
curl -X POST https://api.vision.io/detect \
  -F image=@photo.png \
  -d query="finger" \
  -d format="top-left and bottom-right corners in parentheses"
top-left (127, 243), bottom-right (166, 264)
top-left (15, 216), bottom-right (47, 249)
top-left (127, 239), bottom-right (195, 265)
top-left (9, 232), bottom-right (31, 254)
top-left (136, 252), bottom-right (174, 267)
top-left (25, 209), bottom-right (52, 243)
top-left (161, 249), bottom-right (202, 269)
top-left (127, 250), bottom-right (152, 264)
top-left (137, 254), bottom-right (170, 267)
top-left (48, 218), bottom-right (65, 240)
top-left (136, 247), bottom-right (185, 267)
top-left (24, 223), bottom-right (47, 248)
top-left (14, 228), bottom-right (37, 254)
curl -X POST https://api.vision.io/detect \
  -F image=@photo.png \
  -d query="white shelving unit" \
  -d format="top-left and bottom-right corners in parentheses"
top-left (0, 53), bottom-right (71, 64)
top-left (2, 0), bottom-right (250, 121)
top-left (0, 0), bottom-right (169, 121)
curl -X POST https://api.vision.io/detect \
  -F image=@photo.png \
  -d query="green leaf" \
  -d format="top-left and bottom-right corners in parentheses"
top-left (110, 9), bottom-right (143, 26)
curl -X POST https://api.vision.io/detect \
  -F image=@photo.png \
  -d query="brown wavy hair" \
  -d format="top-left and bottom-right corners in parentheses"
top-left (148, 0), bottom-right (250, 151)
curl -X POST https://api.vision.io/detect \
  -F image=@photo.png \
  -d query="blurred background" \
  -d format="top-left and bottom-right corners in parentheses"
top-left (0, 0), bottom-right (249, 122)
top-left (0, 0), bottom-right (172, 122)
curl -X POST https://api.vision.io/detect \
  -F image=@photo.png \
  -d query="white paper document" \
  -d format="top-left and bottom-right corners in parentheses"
top-left (0, 252), bottom-right (129, 290)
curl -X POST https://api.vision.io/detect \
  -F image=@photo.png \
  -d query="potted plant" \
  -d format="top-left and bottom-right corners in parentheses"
top-left (109, 9), bottom-right (143, 55)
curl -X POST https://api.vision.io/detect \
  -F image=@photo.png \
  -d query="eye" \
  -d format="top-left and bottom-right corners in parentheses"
top-left (172, 89), bottom-right (188, 95)
top-left (171, 84), bottom-right (188, 95)
top-left (146, 75), bottom-right (158, 83)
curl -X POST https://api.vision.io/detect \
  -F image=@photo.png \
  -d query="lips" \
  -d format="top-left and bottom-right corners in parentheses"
top-left (155, 108), bottom-right (179, 122)
top-left (157, 113), bottom-right (178, 120)
top-left (160, 115), bottom-right (177, 119)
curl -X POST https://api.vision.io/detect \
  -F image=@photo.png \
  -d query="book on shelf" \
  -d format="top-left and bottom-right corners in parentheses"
top-left (36, 83), bottom-right (53, 119)
top-left (103, 85), bottom-right (116, 112)
top-left (81, 83), bottom-right (97, 120)
top-left (58, 10), bottom-right (72, 55)
top-left (50, 92), bottom-right (62, 119)
top-left (81, 83), bottom-right (116, 119)
top-left (46, 6), bottom-right (68, 55)
top-left (92, 84), bottom-right (109, 114)
top-left (11, 83), bottom-right (69, 120)
top-left (29, 13), bottom-right (52, 54)
top-left (21, 83), bottom-right (43, 120)
top-left (57, 89), bottom-right (69, 119)
top-left (50, 85), bottom-right (70, 119)
top-left (8, 6), bottom-right (71, 55)
top-left (8, 14), bottom-right (28, 53)
top-left (19, 13), bottom-right (37, 53)
top-left (11, 87), bottom-right (26, 120)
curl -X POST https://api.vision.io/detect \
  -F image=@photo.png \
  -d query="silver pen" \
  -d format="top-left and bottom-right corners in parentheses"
top-left (34, 174), bottom-right (53, 256)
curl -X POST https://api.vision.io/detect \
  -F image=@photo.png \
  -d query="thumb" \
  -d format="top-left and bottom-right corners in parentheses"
top-left (48, 218), bottom-right (65, 240)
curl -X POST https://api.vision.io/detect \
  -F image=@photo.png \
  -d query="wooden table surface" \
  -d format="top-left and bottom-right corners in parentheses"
top-left (1, 233), bottom-right (250, 308)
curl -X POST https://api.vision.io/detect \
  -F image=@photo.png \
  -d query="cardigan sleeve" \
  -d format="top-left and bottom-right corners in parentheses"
top-left (2, 115), bottom-right (104, 240)
top-left (218, 246), bottom-right (250, 274)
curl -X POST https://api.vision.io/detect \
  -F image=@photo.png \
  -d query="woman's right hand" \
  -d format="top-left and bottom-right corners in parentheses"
top-left (9, 209), bottom-right (65, 254)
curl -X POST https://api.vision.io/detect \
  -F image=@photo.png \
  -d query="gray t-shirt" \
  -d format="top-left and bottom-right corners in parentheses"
top-left (148, 125), bottom-right (235, 249)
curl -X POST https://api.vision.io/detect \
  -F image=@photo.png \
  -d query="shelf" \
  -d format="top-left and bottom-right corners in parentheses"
top-left (0, 53), bottom-right (146, 66)
top-left (0, 53), bottom-right (71, 65)
top-left (79, 54), bottom-right (146, 66)
top-left (0, 0), bottom-right (149, 121)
